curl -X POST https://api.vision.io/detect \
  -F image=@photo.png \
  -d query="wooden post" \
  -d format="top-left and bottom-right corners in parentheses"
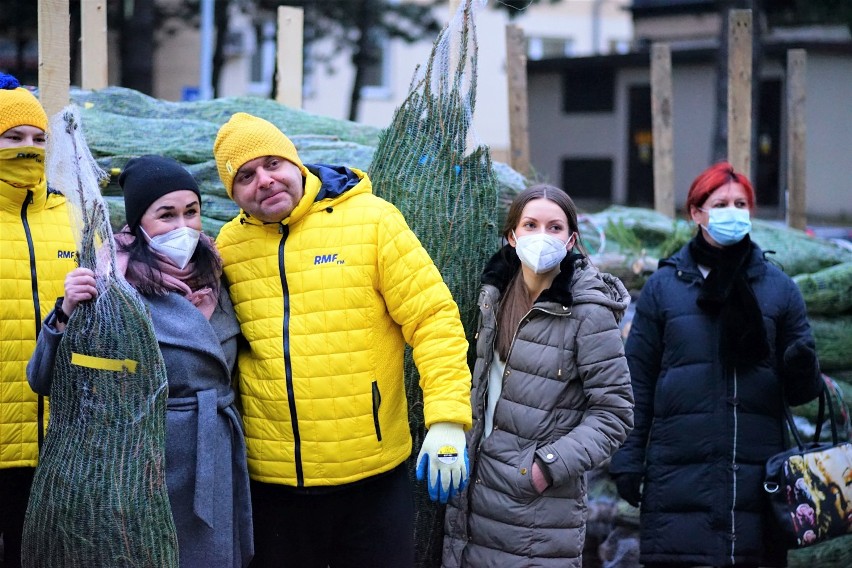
top-left (276, 6), bottom-right (304, 108)
top-left (38, 0), bottom-right (71, 117)
top-left (727, 9), bottom-right (752, 179)
top-left (505, 24), bottom-right (530, 177)
top-left (81, 0), bottom-right (108, 90)
top-left (651, 43), bottom-right (674, 218)
top-left (786, 49), bottom-right (807, 230)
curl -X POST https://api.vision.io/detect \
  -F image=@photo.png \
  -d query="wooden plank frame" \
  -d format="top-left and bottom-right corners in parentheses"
top-left (505, 24), bottom-right (531, 177)
top-left (81, 0), bottom-right (108, 90)
top-left (786, 49), bottom-right (807, 230)
top-left (727, 9), bottom-right (752, 179)
top-left (38, 0), bottom-right (71, 116)
top-left (651, 43), bottom-right (674, 218)
top-left (276, 6), bottom-right (304, 109)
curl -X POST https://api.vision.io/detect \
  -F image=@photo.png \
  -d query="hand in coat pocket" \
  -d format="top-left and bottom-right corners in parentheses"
top-left (531, 460), bottom-right (552, 494)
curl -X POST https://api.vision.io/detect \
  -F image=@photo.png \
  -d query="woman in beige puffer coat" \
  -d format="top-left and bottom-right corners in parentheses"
top-left (442, 185), bottom-right (634, 568)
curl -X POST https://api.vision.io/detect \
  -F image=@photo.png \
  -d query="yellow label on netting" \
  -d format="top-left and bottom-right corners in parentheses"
top-left (71, 353), bottom-right (138, 373)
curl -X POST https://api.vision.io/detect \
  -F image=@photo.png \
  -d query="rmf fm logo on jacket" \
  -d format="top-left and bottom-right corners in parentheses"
top-left (314, 253), bottom-right (344, 265)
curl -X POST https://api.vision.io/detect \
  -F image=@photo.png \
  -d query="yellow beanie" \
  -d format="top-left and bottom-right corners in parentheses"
top-left (214, 112), bottom-right (307, 198)
top-left (0, 87), bottom-right (48, 136)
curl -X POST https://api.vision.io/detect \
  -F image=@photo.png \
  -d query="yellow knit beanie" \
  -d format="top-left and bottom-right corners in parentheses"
top-left (214, 112), bottom-right (307, 198)
top-left (0, 86), bottom-right (48, 136)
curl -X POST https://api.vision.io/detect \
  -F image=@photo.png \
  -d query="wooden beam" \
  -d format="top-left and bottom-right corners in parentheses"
top-left (505, 24), bottom-right (530, 177)
top-left (786, 49), bottom-right (807, 230)
top-left (38, 0), bottom-right (71, 117)
top-left (727, 9), bottom-right (752, 179)
top-left (651, 43), bottom-right (674, 218)
top-left (81, 0), bottom-right (108, 90)
top-left (276, 6), bottom-right (304, 109)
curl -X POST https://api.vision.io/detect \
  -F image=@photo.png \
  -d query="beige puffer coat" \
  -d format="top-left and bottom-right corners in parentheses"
top-left (443, 248), bottom-right (634, 568)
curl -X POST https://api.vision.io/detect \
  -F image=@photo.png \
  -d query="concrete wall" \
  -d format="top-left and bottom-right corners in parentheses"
top-left (803, 54), bottom-right (852, 220)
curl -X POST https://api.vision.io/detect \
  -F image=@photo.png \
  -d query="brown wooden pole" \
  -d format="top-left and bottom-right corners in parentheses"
top-left (81, 0), bottom-right (108, 90)
top-left (38, 0), bottom-right (71, 117)
top-left (727, 9), bottom-right (752, 179)
top-left (651, 43), bottom-right (675, 218)
top-left (505, 24), bottom-right (531, 177)
top-left (786, 49), bottom-right (807, 230)
top-left (276, 6), bottom-right (304, 109)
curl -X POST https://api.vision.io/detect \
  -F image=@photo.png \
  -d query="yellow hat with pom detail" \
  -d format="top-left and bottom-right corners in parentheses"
top-left (214, 112), bottom-right (307, 198)
top-left (0, 87), bottom-right (48, 136)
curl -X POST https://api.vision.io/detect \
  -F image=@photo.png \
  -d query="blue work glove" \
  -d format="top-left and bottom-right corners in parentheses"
top-left (416, 422), bottom-right (469, 503)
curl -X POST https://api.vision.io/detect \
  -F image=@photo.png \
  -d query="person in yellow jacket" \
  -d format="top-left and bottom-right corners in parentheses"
top-left (0, 73), bottom-right (77, 567)
top-left (214, 112), bottom-right (472, 567)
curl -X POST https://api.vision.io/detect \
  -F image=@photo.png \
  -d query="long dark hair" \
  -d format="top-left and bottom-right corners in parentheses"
top-left (118, 226), bottom-right (222, 297)
top-left (495, 184), bottom-right (586, 361)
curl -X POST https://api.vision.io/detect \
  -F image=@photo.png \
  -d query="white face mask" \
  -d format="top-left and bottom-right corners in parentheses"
top-left (513, 231), bottom-right (570, 274)
top-left (142, 226), bottom-right (201, 269)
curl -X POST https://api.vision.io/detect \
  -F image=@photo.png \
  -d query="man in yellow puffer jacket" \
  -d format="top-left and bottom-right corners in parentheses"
top-left (0, 73), bottom-right (77, 566)
top-left (214, 112), bottom-right (472, 567)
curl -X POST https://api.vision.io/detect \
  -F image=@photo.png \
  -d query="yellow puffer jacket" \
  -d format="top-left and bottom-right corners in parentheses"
top-left (0, 179), bottom-right (77, 469)
top-left (217, 165), bottom-right (471, 487)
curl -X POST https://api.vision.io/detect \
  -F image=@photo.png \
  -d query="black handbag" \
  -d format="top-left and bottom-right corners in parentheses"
top-left (763, 384), bottom-right (852, 548)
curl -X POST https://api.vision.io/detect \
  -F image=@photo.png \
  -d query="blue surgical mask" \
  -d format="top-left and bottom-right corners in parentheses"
top-left (701, 207), bottom-right (751, 246)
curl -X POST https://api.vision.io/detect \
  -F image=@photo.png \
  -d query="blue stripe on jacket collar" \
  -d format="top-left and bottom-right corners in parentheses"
top-left (306, 164), bottom-right (360, 201)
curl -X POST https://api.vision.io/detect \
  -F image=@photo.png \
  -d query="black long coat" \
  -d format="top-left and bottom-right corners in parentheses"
top-left (610, 241), bottom-right (823, 567)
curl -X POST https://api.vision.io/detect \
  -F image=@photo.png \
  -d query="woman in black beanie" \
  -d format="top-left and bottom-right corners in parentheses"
top-left (28, 155), bottom-right (254, 568)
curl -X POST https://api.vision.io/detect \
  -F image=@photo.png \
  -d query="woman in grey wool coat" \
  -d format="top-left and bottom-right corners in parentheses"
top-left (28, 155), bottom-right (253, 567)
top-left (442, 184), bottom-right (634, 568)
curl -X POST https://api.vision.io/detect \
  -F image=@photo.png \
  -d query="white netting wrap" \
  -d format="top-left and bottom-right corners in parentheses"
top-left (22, 106), bottom-right (178, 567)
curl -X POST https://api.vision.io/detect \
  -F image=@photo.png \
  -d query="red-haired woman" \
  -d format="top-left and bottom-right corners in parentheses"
top-left (610, 161), bottom-right (823, 567)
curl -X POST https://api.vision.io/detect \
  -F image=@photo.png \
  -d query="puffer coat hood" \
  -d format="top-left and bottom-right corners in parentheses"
top-left (443, 246), bottom-right (634, 568)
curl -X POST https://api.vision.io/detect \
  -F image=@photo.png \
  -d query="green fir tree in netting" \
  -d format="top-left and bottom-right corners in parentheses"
top-left (368, 1), bottom-right (499, 566)
top-left (22, 107), bottom-right (178, 567)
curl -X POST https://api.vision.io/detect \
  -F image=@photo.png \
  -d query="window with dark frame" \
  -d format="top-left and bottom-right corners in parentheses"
top-left (561, 158), bottom-right (613, 200)
top-left (562, 68), bottom-right (615, 113)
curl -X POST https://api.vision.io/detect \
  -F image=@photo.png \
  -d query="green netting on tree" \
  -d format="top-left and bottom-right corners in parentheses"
top-left (788, 533), bottom-right (852, 568)
top-left (792, 262), bottom-right (852, 315)
top-left (367, 1), bottom-right (498, 566)
top-left (73, 86), bottom-right (384, 154)
top-left (750, 220), bottom-right (852, 276)
top-left (809, 315), bottom-right (852, 372)
top-left (22, 107), bottom-right (178, 568)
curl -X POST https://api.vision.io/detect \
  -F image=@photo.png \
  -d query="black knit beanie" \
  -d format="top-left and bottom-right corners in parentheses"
top-left (119, 155), bottom-right (201, 231)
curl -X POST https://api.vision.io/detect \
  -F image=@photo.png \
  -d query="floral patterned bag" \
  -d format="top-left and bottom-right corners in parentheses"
top-left (763, 384), bottom-right (852, 548)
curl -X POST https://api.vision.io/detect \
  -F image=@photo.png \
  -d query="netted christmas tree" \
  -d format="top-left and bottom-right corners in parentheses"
top-left (22, 107), bottom-right (178, 567)
top-left (368, 1), bottom-right (499, 565)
